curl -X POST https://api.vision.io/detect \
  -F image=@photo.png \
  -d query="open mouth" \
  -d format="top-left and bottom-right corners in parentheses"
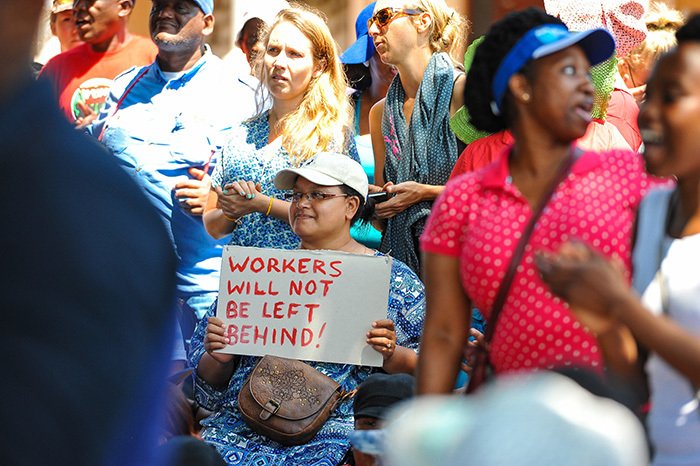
top-left (574, 101), bottom-right (593, 124)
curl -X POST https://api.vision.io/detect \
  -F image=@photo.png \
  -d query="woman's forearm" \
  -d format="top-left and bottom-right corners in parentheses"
top-left (196, 352), bottom-right (238, 389)
top-left (382, 346), bottom-right (418, 375)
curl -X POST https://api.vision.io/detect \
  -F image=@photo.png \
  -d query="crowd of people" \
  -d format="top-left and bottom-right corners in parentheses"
top-left (5, 0), bottom-right (700, 464)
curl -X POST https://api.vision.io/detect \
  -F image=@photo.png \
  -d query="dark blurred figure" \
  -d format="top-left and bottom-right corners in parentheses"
top-left (157, 437), bottom-right (226, 466)
top-left (0, 1), bottom-right (177, 465)
top-left (343, 373), bottom-right (415, 466)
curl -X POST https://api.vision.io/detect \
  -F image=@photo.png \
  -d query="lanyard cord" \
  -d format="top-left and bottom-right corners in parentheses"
top-left (97, 66), bottom-right (150, 142)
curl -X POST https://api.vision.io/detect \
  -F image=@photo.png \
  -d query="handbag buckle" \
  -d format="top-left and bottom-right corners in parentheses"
top-left (260, 399), bottom-right (281, 420)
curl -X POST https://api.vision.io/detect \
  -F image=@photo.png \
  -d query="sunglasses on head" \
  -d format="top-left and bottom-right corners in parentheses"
top-left (367, 7), bottom-right (424, 30)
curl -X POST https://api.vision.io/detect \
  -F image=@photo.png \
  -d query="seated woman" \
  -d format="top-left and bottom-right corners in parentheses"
top-left (190, 153), bottom-right (425, 464)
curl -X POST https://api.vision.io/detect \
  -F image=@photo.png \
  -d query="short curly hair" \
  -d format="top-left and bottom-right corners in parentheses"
top-left (464, 8), bottom-right (564, 133)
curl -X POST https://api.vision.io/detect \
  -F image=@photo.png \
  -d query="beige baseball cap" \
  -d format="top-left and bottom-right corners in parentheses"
top-left (274, 152), bottom-right (369, 199)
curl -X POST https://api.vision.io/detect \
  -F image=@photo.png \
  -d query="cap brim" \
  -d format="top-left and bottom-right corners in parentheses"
top-left (533, 28), bottom-right (615, 67)
top-left (355, 406), bottom-right (389, 420)
top-left (341, 34), bottom-right (374, 65)
top-left (274, 168), bottom-right (343, 191)
top-left (52, 5), bottom-right (73, 13)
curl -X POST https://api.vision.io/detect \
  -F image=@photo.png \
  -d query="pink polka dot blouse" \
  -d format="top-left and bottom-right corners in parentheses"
top-left (421, 148), bottom-right (650, 374)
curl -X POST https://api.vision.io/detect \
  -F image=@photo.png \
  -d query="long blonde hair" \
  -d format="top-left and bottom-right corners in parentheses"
top-left (408, 0), bottom-right (468, 63)
top-left (254, 5), bottom-right (352, 164)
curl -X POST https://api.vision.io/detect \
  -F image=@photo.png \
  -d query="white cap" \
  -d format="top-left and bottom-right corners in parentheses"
top-left (274, 152), bottom-right (369, 199)
top-left (383, 372), bottom-right (649, 466)
top-left (235, 0), bottom-right (290, 44)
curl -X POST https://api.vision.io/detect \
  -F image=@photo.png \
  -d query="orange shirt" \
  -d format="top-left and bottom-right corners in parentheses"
top-left (39, 35), bottom-right (157, 122)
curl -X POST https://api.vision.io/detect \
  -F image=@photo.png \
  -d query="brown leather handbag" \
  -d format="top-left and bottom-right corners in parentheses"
top-left (238, 354), bottom-right (346, 446)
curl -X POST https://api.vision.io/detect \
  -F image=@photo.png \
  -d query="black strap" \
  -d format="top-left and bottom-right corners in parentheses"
top-left (483, 146), bottom-right (582, 344)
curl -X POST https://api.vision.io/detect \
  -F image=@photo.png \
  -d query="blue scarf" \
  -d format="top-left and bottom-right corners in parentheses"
top-left (380, 52), bottom-right (459, 273)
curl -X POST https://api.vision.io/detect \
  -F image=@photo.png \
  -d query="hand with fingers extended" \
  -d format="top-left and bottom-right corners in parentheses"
top-left (74, 101), bottom-right (98, 130)
top-left (203, 316), bottom-right (237, 366)
top-left (174, 167), bottom-right (212, 216)
top-left (536, 241), bottom-right (631, 335)
top-left (213, 179), bottom-right (265, 219)
top-left (366, 318), bottom-right (397, 361)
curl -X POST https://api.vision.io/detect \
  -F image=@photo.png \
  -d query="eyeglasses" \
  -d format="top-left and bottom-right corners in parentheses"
top-left (283, 191), bottom-right (350, 203)
top-left (367, 7), bottom-right (423, 30)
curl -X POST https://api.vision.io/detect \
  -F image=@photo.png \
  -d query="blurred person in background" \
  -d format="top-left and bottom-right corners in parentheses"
top-left (544, 0), bottom-right (648, 151)
top-left (35, 0), bottom-right (84, 67)
top-left (51, 0), bottom-right (84, 52)
top-left (39, 0), bottom-right (157, 122)
top-left (341, 1), bottom-right (396, 248)
top-left (618, 1), bottom-right (685, 105)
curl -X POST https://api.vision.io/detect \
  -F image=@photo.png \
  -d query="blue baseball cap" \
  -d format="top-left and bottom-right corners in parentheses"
top-left (192, 0), bottom-right (213, 15)
top-left (340, 2), bottom-right (376, 64)
top-left (491, 24), bottom-right (615, 114)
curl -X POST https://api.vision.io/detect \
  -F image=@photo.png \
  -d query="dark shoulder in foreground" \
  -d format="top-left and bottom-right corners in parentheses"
top-left (0, 79), bottom-right (176, 465)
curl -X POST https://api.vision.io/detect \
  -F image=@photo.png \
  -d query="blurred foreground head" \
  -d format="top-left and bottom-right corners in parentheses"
top-left (383, 371), bottom-right (648, 466)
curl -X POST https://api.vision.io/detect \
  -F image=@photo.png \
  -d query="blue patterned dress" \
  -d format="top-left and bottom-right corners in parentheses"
top-left (211, 112), bottom-right (359, 250)
top-left (189, 253), bottom-right (425, 465)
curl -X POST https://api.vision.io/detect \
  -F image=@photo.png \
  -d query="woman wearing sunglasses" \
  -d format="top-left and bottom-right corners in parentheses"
top-left (367, 0), bottom-right (466, 275)
top-left (417, 8), bottom-right (652, 395)
top-left (191, 152), bottom-right (425, 464)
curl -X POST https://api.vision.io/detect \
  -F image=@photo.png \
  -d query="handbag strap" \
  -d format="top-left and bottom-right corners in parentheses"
top-left (483, 146), bottom-right (582, 343)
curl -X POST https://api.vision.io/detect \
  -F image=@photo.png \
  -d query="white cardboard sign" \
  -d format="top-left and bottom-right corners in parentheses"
top-left (215, 246), bottom-right (392, 366)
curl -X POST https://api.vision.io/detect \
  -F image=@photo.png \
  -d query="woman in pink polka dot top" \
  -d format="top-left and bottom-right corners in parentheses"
top-left (415, 8), bottom-right (652, 394)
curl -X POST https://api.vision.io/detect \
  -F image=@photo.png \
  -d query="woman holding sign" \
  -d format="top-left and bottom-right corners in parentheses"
top-left (203, 5), bottom-right (358, 252)
top-left (190, 153), bottom-right (424, 464)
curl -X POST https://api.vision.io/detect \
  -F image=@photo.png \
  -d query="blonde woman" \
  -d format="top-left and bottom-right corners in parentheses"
top-left (203, 5), bottom-right (357, 250)
top-left (367, 0), bottom-right (467, 274)
top-left (619, 1), bottom-right (685, 104)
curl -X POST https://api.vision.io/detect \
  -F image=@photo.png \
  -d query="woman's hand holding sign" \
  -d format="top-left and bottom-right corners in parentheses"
top-left (367, 318), bottom-right (396, 358)
top-left (368, 318), bottom-right (418, 374)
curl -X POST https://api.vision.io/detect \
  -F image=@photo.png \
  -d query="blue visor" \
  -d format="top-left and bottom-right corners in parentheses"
top-left (491, 24), bottom-right (615, 114)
